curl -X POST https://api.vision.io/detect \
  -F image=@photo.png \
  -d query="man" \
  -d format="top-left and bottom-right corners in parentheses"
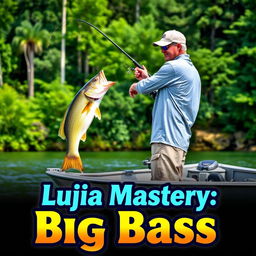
top-left (129, 30), bottom-right (201, 181)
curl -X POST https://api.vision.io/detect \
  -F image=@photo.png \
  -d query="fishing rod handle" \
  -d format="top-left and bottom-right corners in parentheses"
top-left (132, 66), bottom-right (156, 98)
top-left (132, 65), bottom-right (151, 77)
top-left (133, 62), bottom-right (144, 70)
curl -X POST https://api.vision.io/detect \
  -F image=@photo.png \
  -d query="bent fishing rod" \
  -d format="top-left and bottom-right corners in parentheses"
top-left (76, 19), bottom-right (144, 70)
top-left (76, 18), bottom-right (157, 98)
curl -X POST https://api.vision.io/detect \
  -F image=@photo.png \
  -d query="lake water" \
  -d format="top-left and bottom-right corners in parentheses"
top-left (0, 151), bottom-right (256, 197)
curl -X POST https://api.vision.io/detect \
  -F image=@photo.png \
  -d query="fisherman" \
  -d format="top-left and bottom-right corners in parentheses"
top-left (129, 30), bottom-right (201, 181)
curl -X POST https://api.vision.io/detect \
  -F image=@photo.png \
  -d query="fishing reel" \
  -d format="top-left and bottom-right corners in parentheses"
top-left (126, 66), bottom-right (157, 99)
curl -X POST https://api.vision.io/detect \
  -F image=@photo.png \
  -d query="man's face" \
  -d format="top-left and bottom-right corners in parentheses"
top-left (161, 43), bottom-right (182, 61)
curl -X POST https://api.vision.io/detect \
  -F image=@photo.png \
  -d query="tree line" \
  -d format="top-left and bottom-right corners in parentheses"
top-left (0, 0), bottom-right (255, 151)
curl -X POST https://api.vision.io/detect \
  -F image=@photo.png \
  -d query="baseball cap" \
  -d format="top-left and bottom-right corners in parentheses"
top-left (153, 30), bottom-right (186, 47)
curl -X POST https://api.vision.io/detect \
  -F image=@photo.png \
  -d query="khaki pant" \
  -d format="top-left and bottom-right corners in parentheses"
top-left (151, 143), bottom-right (186, 181)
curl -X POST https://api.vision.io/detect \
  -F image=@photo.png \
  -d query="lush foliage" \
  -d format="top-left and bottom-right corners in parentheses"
top-left (0, 84), bottom-right (47, 151)
top-left (0, 0), bottom-right (255, 151)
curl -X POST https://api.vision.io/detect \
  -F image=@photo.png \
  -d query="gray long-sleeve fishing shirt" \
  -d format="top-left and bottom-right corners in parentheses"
top-left (136, 54), bottom-right (201, 152)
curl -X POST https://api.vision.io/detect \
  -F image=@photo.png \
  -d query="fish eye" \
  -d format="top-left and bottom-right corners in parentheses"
top-left (93, 77), bottom-right (99, 82)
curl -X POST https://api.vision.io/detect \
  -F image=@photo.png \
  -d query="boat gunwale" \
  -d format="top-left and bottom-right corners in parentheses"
top-left (46, 163), bottom-right (256, 187)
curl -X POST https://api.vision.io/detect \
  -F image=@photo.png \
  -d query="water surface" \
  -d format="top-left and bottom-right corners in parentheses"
top-left (0, 151), bottom-right (255, 197)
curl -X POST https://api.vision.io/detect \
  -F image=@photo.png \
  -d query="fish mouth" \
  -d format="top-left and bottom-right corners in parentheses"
top-left (98, 70), bottom-right (115, 88)
top-left (85, 95), bottom-right (101, 101)
top-left (84, 70), bottom-right (115, 100)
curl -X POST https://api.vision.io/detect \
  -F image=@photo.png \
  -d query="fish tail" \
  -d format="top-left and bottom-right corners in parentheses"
top-left (61, 154), bottom-right (83, 172)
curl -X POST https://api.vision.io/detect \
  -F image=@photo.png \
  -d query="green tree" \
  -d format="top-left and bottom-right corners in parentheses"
top-left (0, 84), bottom-right (47, 151)
top-left (108, 0), bottom-right (143, 24)
top-left (66, 0), bottom-right (111, 84)
top-left (190, 48), bottom-right (236, 128)
top-left (34, 48), bottom-right (61, 82)
top-left (185, 0), bottom-right (243, 50)
top-left (223, 3), bottom-right (256, 138)
top-left (32, 79), bottom-right (75, 145)
top-left (12, 20), bottom-right (50, 97)
top-left (0, 0), bottom-right (18, 85)
top-left (61, 0), bottom-right (67, 84)
top-left (0, 39), bottom-right (14, 86)
top-left (0, 0), bottom-right (17, 38)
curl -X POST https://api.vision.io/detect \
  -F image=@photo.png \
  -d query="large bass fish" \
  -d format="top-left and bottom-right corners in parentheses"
top-left (58, 70), bottom-right (115, 172)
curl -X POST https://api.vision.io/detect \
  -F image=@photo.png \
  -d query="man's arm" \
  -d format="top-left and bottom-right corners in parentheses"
top-left (136, 63), bottom-right (174, 95)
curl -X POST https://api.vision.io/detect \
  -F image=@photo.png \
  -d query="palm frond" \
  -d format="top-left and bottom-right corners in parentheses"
top-left (12, 20), bottom-right (50, 55)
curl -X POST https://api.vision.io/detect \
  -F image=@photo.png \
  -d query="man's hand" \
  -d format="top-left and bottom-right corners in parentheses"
top-left (134, 66), bottom-right (149, 81)
top-left (129, 83), bottom-right (138, 98)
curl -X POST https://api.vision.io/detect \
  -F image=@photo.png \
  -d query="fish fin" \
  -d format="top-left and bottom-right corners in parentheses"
top-left (61, 155), bottom-right (83, 172)
top-left (81, 132), bottom-right (87, 142)
top-left (82, 102), bottom-right (92, 114)
top-left (58, 109), bottom-right (68, 140)
top-left (94, 107), bottom-right (101, 120)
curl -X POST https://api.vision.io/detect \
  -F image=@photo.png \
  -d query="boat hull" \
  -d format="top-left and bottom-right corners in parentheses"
top-left (46, 163), bottom-right (256, 203)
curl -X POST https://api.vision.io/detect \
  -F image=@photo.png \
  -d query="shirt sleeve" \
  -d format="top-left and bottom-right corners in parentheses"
top-left (136, 62), bottom-right (175, 95)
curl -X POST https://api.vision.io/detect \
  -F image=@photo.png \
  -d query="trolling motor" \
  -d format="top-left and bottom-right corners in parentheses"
top-left (188, 160), bottom-right (226, 182)
top-left (77, 19), bottom-right (157, 98)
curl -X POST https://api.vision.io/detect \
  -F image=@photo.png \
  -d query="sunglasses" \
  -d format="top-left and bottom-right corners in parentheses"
top-left (161, 43), bottom-right (178, 51)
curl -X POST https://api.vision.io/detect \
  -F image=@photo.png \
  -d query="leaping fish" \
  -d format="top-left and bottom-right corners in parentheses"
top-left (58, 70), bottom-right (115, 172)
